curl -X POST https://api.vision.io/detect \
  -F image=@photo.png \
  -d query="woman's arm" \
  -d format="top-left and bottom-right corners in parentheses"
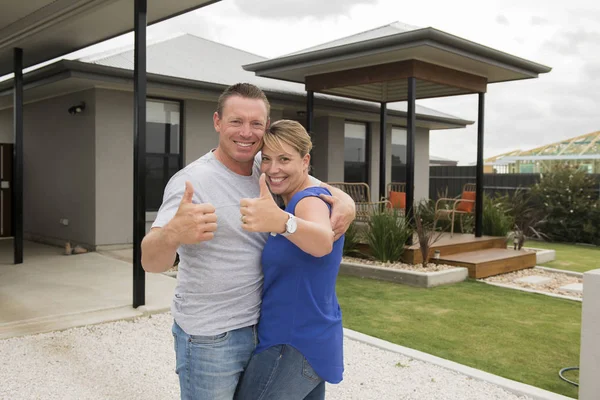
top-left (285, 196), bottom-right (335, 258)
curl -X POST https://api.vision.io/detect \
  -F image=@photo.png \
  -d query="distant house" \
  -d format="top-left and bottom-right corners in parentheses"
top-left (429, 155), bottom-right (459, 166)
top-left (389, 142), bottom-right (458, 166)
top-left (486, 131), bottom-right (600, 174)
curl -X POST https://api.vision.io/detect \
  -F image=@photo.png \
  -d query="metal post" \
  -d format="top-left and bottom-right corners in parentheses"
top-left (406, 77), bottom-right (416, 225)
top-left (12, 48), bottom-right (23, 264)
top-left (133, 0), bottom-right (147, 308)
top-left (475, 92), bottom-right (485, 237)
top-left (306, 90), bottom-right (314, 135)
top-left (379, 103), bottom-right (387, 200)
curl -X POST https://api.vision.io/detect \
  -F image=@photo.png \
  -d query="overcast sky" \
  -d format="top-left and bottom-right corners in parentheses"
top-left (13, 0), bottom-right (600, 164)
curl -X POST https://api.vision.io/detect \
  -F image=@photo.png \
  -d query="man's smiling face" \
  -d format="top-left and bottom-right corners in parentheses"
top-left (213, 95), bottom-right (268, 172)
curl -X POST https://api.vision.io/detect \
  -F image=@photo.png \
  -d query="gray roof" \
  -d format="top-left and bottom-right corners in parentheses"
top-left (430, 155), bottom-right (458, 163)
top-left (0, 1), bottom-right (217, 78)
top-left (284, 21), bottom-right (421, 56)
top-left (83, 33), bottom-right (468, 123)
top-left (243, 22), bottom-right (552, 90)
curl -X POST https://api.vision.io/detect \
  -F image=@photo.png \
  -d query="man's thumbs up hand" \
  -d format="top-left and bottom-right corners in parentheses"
top-left (240, 173), bottom-right (287, 233)
top-left (164, 181), bottom-right (218, 245)
top-left (180, 181), bottom-right (195, 205)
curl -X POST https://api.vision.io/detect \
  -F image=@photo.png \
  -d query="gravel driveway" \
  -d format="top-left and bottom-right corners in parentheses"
top-left (0, 312), bottom-right (532, 400)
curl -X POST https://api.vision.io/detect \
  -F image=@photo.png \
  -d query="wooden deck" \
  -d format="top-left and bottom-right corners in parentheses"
top-left (401, 233), bottom-right (536, 278)
top-left (402, 233), bottom-right (506, 264)
top-left (438, 248), bottom-right (537, 279)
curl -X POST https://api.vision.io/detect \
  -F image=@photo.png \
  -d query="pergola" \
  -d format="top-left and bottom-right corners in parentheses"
top-left (244, 26), bottom-right (551, 235)
top-left (0, 0), bottom-right (218, 307)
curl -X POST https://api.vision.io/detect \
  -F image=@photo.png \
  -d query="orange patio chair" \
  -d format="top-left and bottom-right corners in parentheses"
top-left (433, 183), bottom-right (476, 237)
top-left (382, 182), bottom-right (406, 213)
top-left (327, 182), bottom-right (391, 223)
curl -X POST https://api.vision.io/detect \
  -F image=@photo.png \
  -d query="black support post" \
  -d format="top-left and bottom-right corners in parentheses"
top-left (406, 77), bottom-right (416, 225)
top-left (475, 92), bottom-right (485, 237)
top-left (12, 48), bottom-right (23, 265)
top-left (379, 102), bottom-right (387, 200)
top-left (306, 90), bottom-right (314, 134)
top-left (133, 0), bottom-right (147, 308)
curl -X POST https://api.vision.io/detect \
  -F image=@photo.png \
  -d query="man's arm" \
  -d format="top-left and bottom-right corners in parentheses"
top-left (141, 181), bottom-right (217, 273)
top-left (141, 227), bottom-right (180, 273)
top-left (319, 182), bottom-right (356, 241)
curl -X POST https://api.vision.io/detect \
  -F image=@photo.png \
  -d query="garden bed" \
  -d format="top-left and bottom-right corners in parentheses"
top-left (340, 256), bottom-right (468, 288)
top-left (479, 266), bottom-right (583, 300)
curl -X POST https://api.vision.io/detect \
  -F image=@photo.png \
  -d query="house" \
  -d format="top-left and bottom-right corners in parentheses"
top-left (0, 30), bottom-right (471, 250)
top-left (486, 130), bottom-right (600, 173)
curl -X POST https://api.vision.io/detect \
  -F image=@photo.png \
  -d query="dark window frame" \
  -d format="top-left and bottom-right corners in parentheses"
top-left (343, 120), bottom-right (371, 184)
top-left (390, 125), bottom-right (408, 183)
top-left (146, 97), bottom-right (184, 212)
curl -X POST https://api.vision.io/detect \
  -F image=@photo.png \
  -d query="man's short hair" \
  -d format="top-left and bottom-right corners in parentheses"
top-left (217, 83), bottom-right (270, 119)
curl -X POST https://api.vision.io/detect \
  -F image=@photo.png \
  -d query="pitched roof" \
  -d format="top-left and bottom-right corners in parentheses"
top-left (430, 155), bottom-right (458, 163)
top-left (284, 21), bottom-right (421, 56)
top-left (82, 33), bottom-right (468, 123)
top-left (487, 130), bottom-right (600, 163)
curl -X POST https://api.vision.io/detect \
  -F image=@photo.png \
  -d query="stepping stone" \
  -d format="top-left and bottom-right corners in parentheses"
top-left (559, 283), bottom-right (583, 294)
top-left (515, 276), bottom-right (552, 285)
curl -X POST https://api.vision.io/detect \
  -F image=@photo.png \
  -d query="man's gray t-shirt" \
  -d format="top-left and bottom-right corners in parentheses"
top-left (152, 151), bottom-right (267, 336)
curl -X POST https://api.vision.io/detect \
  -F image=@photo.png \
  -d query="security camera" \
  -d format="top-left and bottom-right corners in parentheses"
top-left (68, 102), bottom-right (86, 115)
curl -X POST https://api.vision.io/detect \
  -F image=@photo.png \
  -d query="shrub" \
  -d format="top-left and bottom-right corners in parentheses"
top-left (342, 221), bottom-right (362, 257)
top-left (413, 200), bottom-right (444, 266)
top-left (482, 193), bottom-right (514, 237)
top-left (507, 187), bottom-right (545, 240)
top-left (365, 209), bottom-right (412, 263)
top-left (530, 165), bottom-right (599, 244)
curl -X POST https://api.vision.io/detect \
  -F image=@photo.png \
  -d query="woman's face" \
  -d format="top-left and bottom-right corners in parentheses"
top-left (260, 139), bottom-right (309, 197)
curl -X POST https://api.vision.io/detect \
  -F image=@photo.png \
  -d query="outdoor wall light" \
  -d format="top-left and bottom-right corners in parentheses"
top-left (68, 102), bottom-right (86, 115)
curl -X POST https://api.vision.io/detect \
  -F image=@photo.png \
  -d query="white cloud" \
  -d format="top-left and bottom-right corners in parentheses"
top-left (230, 0), bottom-right (379, 19)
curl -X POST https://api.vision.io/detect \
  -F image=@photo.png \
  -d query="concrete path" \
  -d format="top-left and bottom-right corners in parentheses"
top-left (0, 240), bottom-right (176, 339)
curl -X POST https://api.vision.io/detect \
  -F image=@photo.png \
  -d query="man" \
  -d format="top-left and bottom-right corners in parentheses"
top-left (141, 83), bottom-right (355, 400)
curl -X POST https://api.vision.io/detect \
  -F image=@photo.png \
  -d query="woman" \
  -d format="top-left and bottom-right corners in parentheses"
top-left (236, 120), bottom-right (344, 399)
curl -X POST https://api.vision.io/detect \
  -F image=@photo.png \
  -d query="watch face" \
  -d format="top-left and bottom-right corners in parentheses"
top-left (286, 215), bottom-right (298, 234)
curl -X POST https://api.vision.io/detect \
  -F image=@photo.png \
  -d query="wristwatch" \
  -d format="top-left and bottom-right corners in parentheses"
top-left (271, 212), bottom-right (297, 237)
top-left (281, 212), bottom-right (297, 237)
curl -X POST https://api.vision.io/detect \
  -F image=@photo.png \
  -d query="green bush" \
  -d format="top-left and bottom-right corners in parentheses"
top-left (482, 193), bottom-right (514, 237)
top-left (506, 187), bottom-right (545, 239)
top-left (582, 206), bottom-right (600, 245)
top-left (365, 209), bottom-right (412, 263)
top-left (530, 166), bottom-right (600, 244)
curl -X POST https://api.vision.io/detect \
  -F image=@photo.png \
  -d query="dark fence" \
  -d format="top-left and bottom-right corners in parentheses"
top-left (391, 166), bottom-right (600, 200)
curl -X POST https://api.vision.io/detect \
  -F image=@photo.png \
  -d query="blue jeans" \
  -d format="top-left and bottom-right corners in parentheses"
top-left (172, 321), bottom-right (257, 400)
top-left (235, 344), bottom-right (325, 400)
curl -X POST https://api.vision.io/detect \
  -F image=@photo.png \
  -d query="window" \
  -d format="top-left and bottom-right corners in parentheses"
top-left (146, 99), bottom-right (182, 211)
top-left (391, 127), bottom-right (406, 182)
top-left (344, 122), bottom-right (368, 183)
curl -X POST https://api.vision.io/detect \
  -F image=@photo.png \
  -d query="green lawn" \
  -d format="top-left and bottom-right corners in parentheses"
top-left (337, 276), bottom-right (581, 398)
top-left (526, 240), bottom-right (600, 273)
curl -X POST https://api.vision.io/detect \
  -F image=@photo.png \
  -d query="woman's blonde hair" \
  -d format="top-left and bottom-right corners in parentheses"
top-left (263, 119), bottom-right (313, 157)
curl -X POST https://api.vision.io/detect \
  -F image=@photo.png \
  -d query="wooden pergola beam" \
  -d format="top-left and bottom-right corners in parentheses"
top-left (305, 59), bottom-right (487, 96)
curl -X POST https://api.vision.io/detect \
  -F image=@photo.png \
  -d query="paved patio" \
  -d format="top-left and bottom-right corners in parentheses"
top-left (0, 240), bottom-right (176, 339)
